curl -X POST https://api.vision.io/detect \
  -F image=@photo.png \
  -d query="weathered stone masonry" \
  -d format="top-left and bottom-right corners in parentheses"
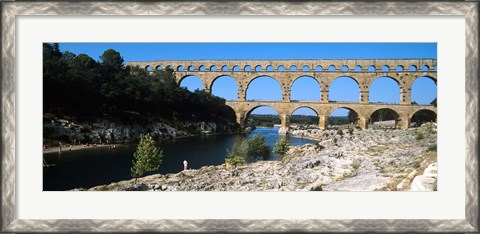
top-left (126, 59), bottom-right (437, 132)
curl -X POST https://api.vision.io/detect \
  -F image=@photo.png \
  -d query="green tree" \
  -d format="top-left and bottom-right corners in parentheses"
top-left (245, 133), bottom-right (271, 160)
top-left (43, 43), bottom-right (69, 105)
top-left (100, 49), bottom-right (125, 72)
top-left (273, 137), bottom-right (290, 159)
top-left (347, 110), bottom-right (358, 124)
top-left (131, 134), bottom-right (163, 182)
top-left (42, 46), bottom-right (240, 135)
top-left (227, 141), bottom-right (247, 158)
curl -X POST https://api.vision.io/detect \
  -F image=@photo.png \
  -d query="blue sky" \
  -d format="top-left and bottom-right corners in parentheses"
top-left (58, 43), bottom-right (437, 116)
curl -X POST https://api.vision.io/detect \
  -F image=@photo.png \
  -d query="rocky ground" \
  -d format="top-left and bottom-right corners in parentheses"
top-left (79, 123), bottom-right (438, 192)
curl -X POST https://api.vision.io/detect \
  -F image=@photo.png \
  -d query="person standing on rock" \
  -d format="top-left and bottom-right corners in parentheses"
top-left (183, 160), bottom-right (188, 171)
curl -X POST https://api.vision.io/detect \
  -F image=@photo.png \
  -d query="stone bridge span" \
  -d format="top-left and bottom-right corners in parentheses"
top-left (226, 101), bottom-right (437, 131)
top-left (125, 59), bottom-right (437, 132)
top-left (126, 59), bottom-right (437, 105)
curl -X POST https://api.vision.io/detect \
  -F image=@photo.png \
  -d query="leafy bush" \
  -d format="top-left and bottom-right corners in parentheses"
top-left (427, 144), bottom-right (437, 152)
top-left (337, 129), bottom-right (344, 136)
top-left (348, 128), bottom-right (354, 135)
top-left (273, 137), bottom-right (290, 159)
top-left (225, 134), bottom-right (271, 164)
top-left (415, 132), bottom-right (425, 140)
top-left (225, 141), bottom-right (248, 167)
top-left (225, 155), bottom-right (245, 167)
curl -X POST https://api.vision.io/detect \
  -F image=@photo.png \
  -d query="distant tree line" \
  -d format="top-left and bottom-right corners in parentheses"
top-left (328, 116), bottom-right (350, 125)
top-left (43, 43), bottom-right (237, 125)
top-left (291, 115), bottom-right (319, 125)
top-left (248, 114), bottom-right (280, 127)
top-left (249, 114), bottom-right (356, 127)
top-left (370, 109), bottom-right (399, 122)
top-left (248, 109), bottom-right (434, 127)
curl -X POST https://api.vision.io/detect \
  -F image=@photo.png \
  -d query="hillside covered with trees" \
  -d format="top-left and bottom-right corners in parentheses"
top-left (43, 43), bottom-right (237, 126)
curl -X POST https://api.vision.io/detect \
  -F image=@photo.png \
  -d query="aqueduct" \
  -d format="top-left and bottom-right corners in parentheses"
top-left (126, 59), bottom-right (437, 133)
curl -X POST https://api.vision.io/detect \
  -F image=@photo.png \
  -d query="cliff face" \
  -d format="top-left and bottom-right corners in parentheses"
top-left (79, 123), bottom-right (437, 192)
top-left (43, 114), bottom-right (239, 144)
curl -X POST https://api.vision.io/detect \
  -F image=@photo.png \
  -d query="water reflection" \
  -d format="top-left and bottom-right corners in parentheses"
top-left (43, 127), bottom-right (316, 191)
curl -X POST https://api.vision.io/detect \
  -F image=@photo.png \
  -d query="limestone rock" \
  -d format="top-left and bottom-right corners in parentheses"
top-left (410, 176), bottom-right (437, 191)
top-left (80, 124), bottom-right (437, 192)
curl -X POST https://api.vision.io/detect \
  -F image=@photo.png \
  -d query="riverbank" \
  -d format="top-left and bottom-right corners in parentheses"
top-left (43, 114), bottom-right (239, 147)
top-left (43, 130), bottom-right (241, 154)
top-left (77, 123), bottom-right (437, 191)
top-left (43, 144), bottom-right (118, 154)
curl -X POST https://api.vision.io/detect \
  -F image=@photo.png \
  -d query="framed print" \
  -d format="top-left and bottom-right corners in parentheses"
top-left (1, 1), bottom-right (478, 233)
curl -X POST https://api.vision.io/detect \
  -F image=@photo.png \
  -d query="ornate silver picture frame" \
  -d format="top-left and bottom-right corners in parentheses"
top-left (1, 1), bottom-right (478, 232)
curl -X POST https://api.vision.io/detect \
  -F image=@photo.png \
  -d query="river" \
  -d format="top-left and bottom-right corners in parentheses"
top-left (43, 127), bottom-right (316, 191)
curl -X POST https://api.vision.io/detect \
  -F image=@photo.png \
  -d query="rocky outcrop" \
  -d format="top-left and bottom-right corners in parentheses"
top-left (43, 115), bottom-right (238, 144)
top-left (84, 123), bottom-right (437, 192)
top-left (410, 162), bottom-right (437, 191)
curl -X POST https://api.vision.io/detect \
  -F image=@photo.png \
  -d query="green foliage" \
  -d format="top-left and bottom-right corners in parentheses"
top-left (225, 134), bottom-right (271, 164)
top-left (370, 109), bottom-right (399, 122)
top-left (412, 162), bottom-right (421, 169)
top-left (273, 137), bottom-right (290, 159)
top-left (248, 114), bottom-right (319, 128)
top-left (43, 44), bottom-right (238, 126)
top-left (430, 98), bottom-right (437, 107)
top-left (352, 162), bottom-right (361, 170)
top-left (310, 185), bottom-right (323, 191)
top-left (348, 128), bottom-right (354, 135)
top-left (248, 114), bottom-right (280, 127)
top-left (427, 144), bottom-right (437, 152)
top-left (226, 141), bottom-right (248, 159)
top-left (415, 132), bottom-right (425, 140)
top-left (347, 110), bottom-right (358, 124)
top-left (290, 115), bottom-right (319, 125)
top-left (337, 129), bottom-right (344, 136)
top-left (225, 156), bottom-right (246, 167)
top-left (131, 134), bottom-right (163, 179)
top-left (328, 116), bottom-right (350, 126)
top-left (100, 49), bottom-right (125, 73)
top-left (245, 133), bottom-right (271, 160)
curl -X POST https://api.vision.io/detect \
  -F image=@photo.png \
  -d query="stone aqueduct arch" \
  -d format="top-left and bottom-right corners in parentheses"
top-left (126, 59), bottom-right (437, 132)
